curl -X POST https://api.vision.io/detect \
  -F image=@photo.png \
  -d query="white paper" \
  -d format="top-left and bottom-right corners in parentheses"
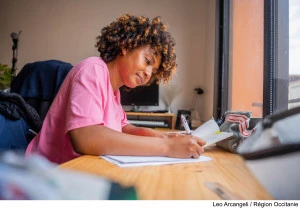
top-left (100, 155), bottom-right (211, 167)
top-left (201, 132), bottom-right (234, 147)
top-left (191, 118), bottom-right (220, 138)
top-left (191, 118), bottom-right (233, 147)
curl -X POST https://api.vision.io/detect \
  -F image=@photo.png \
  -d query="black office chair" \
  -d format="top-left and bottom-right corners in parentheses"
top-left (0, 60), bottom-right (73, 151)
top-left (11, 60), bottom-right (73, 122)
top-left (0, 90), bottom-right (41, 151)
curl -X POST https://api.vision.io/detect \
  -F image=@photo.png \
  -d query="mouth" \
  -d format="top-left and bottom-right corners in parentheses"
top-left (136, 74), bottom-right (143, 84)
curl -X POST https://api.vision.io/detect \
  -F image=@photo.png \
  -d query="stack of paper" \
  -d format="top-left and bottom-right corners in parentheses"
top-left (100, 155), bottom-right (211, 167)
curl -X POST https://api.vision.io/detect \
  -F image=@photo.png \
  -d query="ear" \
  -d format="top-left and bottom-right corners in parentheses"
top-left (121, 48), bottom-right (127, 55)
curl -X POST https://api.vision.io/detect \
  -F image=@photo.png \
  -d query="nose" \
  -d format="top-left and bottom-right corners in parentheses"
top-left (144, 66), bottom-right (153, 80)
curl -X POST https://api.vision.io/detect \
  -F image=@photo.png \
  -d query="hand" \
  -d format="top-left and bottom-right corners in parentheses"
top-left (164, 134), bottom-right (206, 159)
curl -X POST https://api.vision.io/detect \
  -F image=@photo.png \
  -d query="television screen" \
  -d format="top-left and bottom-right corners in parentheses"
top-left (119, 82), bottom-right (159, 107)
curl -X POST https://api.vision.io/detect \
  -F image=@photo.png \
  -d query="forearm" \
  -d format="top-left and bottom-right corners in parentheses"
top-left (69, 124), bottom-right (206, 159)
top-left (68, 124), bottom-right (168, 156)
top-left (122, 124), bottom-right (167, 138)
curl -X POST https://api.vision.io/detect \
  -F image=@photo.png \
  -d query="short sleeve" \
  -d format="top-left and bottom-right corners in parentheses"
top-left (66, 62), bottom-right (108, 132)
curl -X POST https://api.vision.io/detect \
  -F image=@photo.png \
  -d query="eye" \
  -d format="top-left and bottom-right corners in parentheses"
top-left (145, 57), bottom-right (151, 65)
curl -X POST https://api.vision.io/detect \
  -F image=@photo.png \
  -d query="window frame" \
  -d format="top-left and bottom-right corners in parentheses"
top-left (263, 0), bottom-right (289, 117)
top-left (214, 0), bottom-right (290, 119)
top-left (214, 0), bottom-right (230, 120)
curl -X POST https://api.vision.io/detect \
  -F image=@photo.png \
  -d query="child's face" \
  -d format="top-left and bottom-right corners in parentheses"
top-left (118, 45), bottom-right (161, 88)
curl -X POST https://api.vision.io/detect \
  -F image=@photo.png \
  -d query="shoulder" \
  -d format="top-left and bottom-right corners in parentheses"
top-left (71, 57), bottom-right (109, 79)
top-left (74, 56), bottom-right (107, 70)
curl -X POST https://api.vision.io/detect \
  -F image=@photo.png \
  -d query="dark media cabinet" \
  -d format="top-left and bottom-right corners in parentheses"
top-left (125, 112), bottom-right (175, 130)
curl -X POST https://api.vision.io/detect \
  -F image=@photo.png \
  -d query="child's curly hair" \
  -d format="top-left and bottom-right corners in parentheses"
top-left (95, 14), bottom-right (176, 84)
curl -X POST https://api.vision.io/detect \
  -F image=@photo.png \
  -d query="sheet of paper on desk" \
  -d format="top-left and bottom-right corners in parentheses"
top-left (191, 118), bottom-right (234, 148)
top-left (100, 155), bottom-right (211, 167)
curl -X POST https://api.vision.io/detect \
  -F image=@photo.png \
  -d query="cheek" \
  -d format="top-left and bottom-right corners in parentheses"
top-left (119, 54), bottom-right (145, 75)
top-left (120, 60), bottom-right (135, 73)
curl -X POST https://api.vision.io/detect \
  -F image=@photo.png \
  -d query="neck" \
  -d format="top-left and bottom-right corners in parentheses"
top-left (106, 61), bottom-right (123, 92)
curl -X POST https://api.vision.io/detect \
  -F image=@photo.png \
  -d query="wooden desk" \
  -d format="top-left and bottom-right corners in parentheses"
top-left (59, 146), bottom-right (272, 200)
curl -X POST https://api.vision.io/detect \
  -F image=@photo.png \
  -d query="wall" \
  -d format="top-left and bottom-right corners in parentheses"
top-left (0, 0), bottom-right (216, 122)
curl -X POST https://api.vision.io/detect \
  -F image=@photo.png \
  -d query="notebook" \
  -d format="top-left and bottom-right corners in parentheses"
top-left (100, 155), bottom-right (211, 167)
top-left (191, 118), bottom-right (234, 148)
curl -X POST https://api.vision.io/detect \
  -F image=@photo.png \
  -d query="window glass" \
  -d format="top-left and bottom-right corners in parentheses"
top-left (289, 0), bottom-right (300, 109)
top-left (226, 0), bottom-right (300, 118)
top-left (228, 0), bottom-right (264, 117)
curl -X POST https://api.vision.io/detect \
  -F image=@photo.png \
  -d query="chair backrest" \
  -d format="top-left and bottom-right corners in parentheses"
top-left (0, 90), bottom-right (41, 151)
top-left (11, 60), bottom-right (73, 121)
top-left (0, 114), bottom-right (31, 151)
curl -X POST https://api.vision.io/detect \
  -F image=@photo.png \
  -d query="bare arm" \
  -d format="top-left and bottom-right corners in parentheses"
top-left (68, 124), bottom-right (206, 158)
top-left (122, 123), bottom-right (168, 138)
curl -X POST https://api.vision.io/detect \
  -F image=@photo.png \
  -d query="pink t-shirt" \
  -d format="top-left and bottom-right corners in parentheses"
top-left (26, 57), bottom-right (128, 164)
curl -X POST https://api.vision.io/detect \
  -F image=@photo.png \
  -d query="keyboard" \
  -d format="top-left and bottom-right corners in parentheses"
top-left (128, 120), bottom-right (168, 128)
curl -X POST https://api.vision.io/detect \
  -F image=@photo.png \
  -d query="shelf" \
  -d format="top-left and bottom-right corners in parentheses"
top-left (125, 112), bottom-right (175, 129)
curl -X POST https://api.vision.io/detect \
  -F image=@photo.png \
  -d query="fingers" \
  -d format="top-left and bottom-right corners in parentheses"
top-left (188, 135), bottom-right (205, 156)
top-left (191, 150), bottom-right (201, 159)
top-left (176, 135), bottom-right (204, 158)
top-left (192, 135), bottom-right (206, 147)
top-left (165, 133), bottom-right (205, 158)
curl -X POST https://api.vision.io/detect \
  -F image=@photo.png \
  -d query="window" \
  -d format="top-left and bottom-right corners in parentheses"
top-left (288, 0), bottom-right (300, 110)
top-left (214, 0), bottom-right (300, 119)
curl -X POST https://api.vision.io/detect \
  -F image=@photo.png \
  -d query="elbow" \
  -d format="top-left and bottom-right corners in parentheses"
top-left (68, 129), bottom-right (107, 156)
top-left (68, 132), bottom-right (87, 155)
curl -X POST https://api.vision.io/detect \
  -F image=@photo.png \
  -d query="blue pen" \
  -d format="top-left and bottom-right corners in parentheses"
top-left (181, 115), bottom-right (192, 135)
